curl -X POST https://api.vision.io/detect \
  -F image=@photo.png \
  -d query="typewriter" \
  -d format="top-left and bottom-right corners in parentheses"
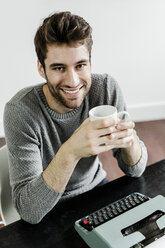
top-left (75, 192), bottom-right (165, 248)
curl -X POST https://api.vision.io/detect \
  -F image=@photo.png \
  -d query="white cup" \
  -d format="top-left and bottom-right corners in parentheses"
top-left (89, 105), bottom-right (130, 121)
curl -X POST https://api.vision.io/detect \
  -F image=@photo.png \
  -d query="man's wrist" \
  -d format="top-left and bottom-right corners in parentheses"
top-left (62, 139), bottom-right (81, 164)
top-left (121, 135), bottom-right (142, 166)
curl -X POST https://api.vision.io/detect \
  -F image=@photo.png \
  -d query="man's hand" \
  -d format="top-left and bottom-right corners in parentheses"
top-left (115, 119), bottom-right (142, 166)
top-left (43, 117), bottom-right (141, 192)
top-left (109, 119), bottom-right (135, 148)
top-left (66, 117), bottom-right (137, 161)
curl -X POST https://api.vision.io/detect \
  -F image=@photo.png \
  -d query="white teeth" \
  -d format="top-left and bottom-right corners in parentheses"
top-left (63, 89), bottom-right (79, 94)
top-left (62, 86), bottom-right (83, 94)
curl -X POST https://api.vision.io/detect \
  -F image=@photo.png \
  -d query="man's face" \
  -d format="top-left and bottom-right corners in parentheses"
top-left (38, 43), bottom-right (91, 113)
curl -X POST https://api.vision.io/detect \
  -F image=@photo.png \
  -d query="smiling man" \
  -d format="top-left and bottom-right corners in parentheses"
top-left (4, 11), bottom-right (147, 224)
top-left (39, 43), bottom-right (91, 113)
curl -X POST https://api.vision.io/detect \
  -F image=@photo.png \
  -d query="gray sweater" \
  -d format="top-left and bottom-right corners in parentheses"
top-left (4, 73), bottom-right (147, 224)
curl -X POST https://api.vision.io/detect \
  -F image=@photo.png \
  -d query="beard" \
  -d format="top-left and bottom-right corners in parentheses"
top-left (47, 80), bottom-right (70, 109)
top-left (46, 77), bottom-right (91, 111)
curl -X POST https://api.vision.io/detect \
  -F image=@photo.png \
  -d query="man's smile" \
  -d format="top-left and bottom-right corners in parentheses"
top-left (60, 85), bottom-right (84, 96)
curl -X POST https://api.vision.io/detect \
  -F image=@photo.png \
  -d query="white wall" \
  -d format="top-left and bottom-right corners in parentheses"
top-left (0, 0), bottom-right (165, 136)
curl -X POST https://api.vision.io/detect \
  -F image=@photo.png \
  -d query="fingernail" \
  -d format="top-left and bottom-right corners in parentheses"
top-left (111, 134), bottom-right (115, 139)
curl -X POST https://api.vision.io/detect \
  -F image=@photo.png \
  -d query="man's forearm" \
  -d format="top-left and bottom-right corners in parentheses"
top-left (42, 142), bottom-right (79, 192)
top-left (42, 117), bottom-right (119, 192)
top-left (121, 133), bottom-right (142, 166)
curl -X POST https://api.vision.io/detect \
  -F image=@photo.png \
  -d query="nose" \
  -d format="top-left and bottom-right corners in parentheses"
top-left (65, 69), bottom-right (80, 88)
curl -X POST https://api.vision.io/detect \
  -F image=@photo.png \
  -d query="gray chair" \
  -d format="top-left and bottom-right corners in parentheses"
top-left (0, 145), bottom-right (20, 225)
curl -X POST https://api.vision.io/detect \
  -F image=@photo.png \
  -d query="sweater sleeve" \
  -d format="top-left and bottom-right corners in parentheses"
top-left (3, 102), bottom-right (63, 224)
top-left (106, 75), bottom-right (148, 177)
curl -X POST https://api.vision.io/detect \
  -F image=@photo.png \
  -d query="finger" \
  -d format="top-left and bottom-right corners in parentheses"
top-left (91, 133), bottom-right (134, 154)
top-left (106, 134), bottom-right (134, 148)
top-left (95, 135), bottom-right (134, 152)
top-left (109, 128), bottom-right (133, 140)
top-left (96, 125), bottom-right (118, 137)
top-left (116, 120), bottom-right (135, 130)
top-left (95, 128), bottom-right (132, 145)
top-left (90, 117), bottom-right (118, 129)
top-left (92, 143), bottom-right (114, 154)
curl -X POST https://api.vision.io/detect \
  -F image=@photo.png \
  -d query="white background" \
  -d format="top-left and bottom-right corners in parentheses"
top-left (0, 0), bottom-right (165, 136)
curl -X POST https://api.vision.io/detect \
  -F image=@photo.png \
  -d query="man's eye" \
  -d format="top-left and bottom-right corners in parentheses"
top-left (76, 64), bottom-right (86, 70)
top-left (53, 67), bottom-right (65, 71)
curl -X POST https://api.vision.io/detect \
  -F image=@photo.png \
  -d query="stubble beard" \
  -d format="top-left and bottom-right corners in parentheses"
top-left (46, 79), bottom-right (91, 110)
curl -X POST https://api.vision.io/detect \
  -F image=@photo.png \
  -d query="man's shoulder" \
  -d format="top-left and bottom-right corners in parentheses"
top-left (7, 83), bottom-right (44, 105)
top-left (91, 73), bottom-right (118, 89)
top-left (5, 83), bottom-right (45, 119)
top-left (91, 73), bottom-right (108, 83)
top-left (88, 73), bottom-right (121, 106)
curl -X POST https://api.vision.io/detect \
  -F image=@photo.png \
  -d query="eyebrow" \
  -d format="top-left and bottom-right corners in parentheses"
top-left (49, 59), bottom-right (89, 69)
top-left (49, 63), bottom-right (65, 69)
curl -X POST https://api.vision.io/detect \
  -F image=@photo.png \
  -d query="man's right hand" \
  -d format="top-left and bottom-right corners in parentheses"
top-left (66, 117), bottom-right (118, 160)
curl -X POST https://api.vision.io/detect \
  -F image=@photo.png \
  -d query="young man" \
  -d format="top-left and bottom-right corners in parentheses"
top-left (4, 11), bottom-right (147, 224)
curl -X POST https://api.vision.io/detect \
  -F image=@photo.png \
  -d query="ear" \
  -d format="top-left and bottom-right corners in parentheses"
top-left (37, 60), bottom-right (46, 79)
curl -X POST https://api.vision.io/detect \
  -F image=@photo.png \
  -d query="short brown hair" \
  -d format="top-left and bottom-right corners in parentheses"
top-left (34, 11), bottom-right (93, 69)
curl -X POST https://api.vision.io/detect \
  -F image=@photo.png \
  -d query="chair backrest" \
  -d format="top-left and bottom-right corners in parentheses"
top-left (0, 145), bottom-right (20, 225)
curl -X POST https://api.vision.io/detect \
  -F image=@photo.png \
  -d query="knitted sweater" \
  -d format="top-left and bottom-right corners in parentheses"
top-left (4, 73), bottom-right (147, 224)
